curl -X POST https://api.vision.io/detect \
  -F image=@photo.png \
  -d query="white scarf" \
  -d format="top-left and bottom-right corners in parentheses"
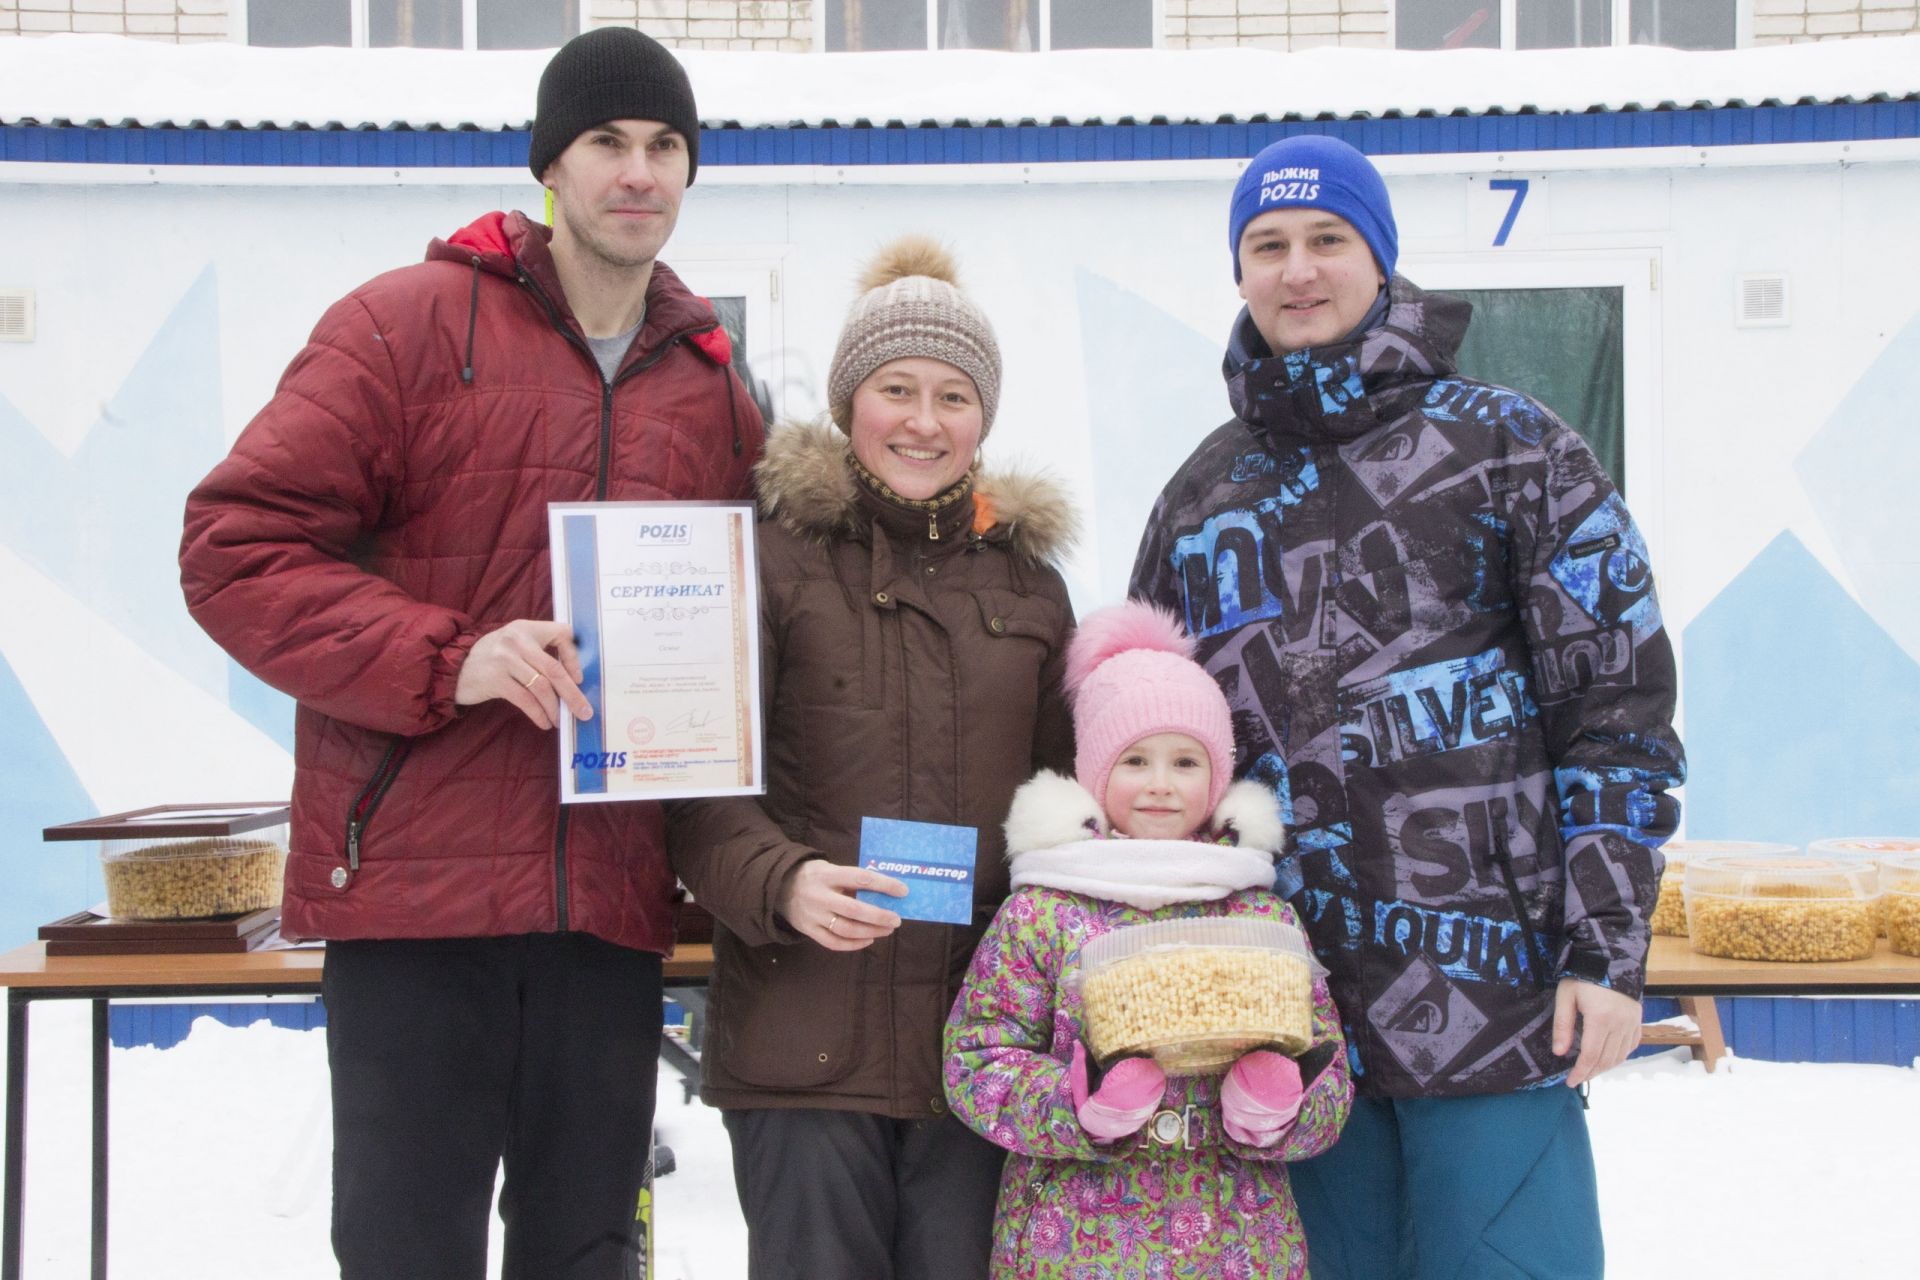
top-left (1009, 838), bottom-right (1275, 911)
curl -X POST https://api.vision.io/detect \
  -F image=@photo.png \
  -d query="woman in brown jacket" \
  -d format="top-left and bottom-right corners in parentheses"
top-left (668, 238), bottom-right (1077, 1279)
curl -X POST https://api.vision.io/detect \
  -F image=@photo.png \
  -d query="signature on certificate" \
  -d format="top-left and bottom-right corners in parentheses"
top-left (666, 707), bottom-right (718, 736)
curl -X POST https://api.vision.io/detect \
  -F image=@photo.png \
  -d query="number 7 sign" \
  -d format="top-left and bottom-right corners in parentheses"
top-left (1473, 175), bottom-right (1546, 248)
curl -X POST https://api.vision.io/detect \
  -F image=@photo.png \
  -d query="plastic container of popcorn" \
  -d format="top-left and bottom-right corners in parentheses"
top-left (1877, 854), bottom-right (1920, 958)
top-left (1075, 917), bottom-right (1319, 1075)
top-left (1652, 840), bottom-right (1796, 937)
top-left (1683, 855), bottom-right (1877, 963)
top-left (1808, 838), bottom-right (1920, 938)
top-left (45, 803), bottom-right (289, 922)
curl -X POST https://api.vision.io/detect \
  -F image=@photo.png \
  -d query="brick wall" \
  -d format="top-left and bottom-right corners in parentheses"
top-left (590, 0), bottom-right (812, 51)
top-left (0, 0), bottom-right (819, 47)
top-left (1753, 0), bottom-right (1918, 42)
top-left (1, 2), bottom-right (1915, 49)
top-left (2, 0), bottom-right (231, 41)
top-left (1165, 0), bottom-right (1389, 50)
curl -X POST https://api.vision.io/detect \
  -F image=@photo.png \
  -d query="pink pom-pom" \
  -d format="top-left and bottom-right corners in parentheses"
top-left (1063, 601), bottom-right (1196, 696)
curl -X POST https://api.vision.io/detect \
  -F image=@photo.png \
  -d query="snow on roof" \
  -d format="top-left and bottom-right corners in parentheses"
top-left (1, 31), bottom-right (1917, 133)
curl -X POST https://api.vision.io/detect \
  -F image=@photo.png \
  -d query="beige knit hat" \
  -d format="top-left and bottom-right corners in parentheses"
top-left (826, 236), bottom-right (1003, 437)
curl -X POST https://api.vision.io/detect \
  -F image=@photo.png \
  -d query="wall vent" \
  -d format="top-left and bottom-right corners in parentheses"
top-left (1736, 273), bottom-right (1789, 328)
top-left (0, 289), bottom-right (33, 342)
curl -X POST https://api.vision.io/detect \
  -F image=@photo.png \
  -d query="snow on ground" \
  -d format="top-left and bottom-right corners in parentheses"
top-left (2, 1002), bottom-right (1915, 1278)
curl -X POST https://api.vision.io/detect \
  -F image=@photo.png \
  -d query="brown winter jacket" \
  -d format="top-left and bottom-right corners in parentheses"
top-left (179, 210), bottom-right (763, 953)
top-left (668, 422), bottom-right (1077, 1118)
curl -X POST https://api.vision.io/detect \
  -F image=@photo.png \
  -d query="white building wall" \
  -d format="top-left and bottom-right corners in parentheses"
top-left (4, 149), bottom-right (1917, 738)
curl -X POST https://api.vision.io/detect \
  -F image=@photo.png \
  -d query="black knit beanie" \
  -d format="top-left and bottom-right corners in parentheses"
top-left (528, 27), bottom-right (700, 185)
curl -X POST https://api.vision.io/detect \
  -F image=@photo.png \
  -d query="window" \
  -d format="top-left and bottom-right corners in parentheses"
top-left (822, 0), bottom-right (1153, 52)
top-left (1518, 0), bottom-right (1609, 50)
top-left (1411, 253), bottom-right (1665, 547)
top-left (672, 259), bottom-right (788, 425)
top-left (1396, 0), bottom-right (1738, 52)
top-left (244, 0), bottom-right (582, 50)
top-left (1397, 1), bottom-right (1501, 50)
top-left (1628, 0), bottom-right (1735, 51)
top-left (1450, 286), bottom-right (1626, 488)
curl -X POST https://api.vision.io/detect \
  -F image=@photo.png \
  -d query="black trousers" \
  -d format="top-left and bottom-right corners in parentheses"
top-left (723, 1106), bottom-right (1006, 1280)
top-left (323, 933), bottom-right (663, 1280)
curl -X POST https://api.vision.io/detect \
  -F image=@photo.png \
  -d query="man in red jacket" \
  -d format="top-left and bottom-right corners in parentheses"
top-left (179, 28), bottom-right (762, 1280)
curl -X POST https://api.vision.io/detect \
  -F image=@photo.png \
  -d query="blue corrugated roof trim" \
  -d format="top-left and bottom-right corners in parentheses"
top-left (4, 100), bottom-right (1918, 167)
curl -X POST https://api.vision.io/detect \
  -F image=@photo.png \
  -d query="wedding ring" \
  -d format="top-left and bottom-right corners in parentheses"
top-left (827, 914), bottom-right (839, 932)
top-left (521, 672), bottom-right (545, 690)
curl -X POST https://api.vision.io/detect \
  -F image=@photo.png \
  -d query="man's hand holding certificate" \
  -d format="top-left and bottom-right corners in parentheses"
top-left (548, 501), bottom-right (764, 803)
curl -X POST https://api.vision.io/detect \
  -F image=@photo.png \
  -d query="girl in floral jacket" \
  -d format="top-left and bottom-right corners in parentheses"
top-left (944, 603), bottom-right (1352, 1279)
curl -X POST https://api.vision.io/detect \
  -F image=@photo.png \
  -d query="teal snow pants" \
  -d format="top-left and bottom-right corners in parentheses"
top-left (1290, 1087), bottom-right (1603, 1280)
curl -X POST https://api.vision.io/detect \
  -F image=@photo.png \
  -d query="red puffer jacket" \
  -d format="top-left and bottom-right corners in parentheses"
top-left (180, 210), bottom-right (763, 953)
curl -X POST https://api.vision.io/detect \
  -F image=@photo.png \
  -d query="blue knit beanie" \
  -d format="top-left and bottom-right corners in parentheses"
top-left (1227, 135), bottom-right (1398, 283)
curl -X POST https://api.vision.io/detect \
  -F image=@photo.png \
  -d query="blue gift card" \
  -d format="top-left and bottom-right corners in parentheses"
top-left (857, 817), bottom-right (978, 926)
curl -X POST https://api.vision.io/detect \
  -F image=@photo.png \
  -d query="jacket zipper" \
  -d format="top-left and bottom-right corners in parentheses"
top-left (515, 267), bottom-right (711, 926)
top-left (343, 738), bottom-right (414, 878)
top-left (515, 267), bottom-right (710, 501)
top-left (553, 806), bottom-right (571, 932)
top-left (1488, 823), bottom-right (1553, 989)
top-left (601, 333), bottom-right (705, 493)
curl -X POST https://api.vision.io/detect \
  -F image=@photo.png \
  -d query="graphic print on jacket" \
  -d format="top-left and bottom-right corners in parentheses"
top-left (1130, 277), bottom-right (1684, 1098)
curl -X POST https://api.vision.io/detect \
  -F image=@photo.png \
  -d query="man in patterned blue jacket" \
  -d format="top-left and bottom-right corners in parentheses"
top-left (1129, 135), bottom-right (1685, 1279)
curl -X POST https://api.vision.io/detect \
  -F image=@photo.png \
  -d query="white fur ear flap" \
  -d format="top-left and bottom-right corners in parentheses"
top-left (1003, 771), bottom-right (1106, 857)
top-left (1211, 780), bottom-right (1285, 855)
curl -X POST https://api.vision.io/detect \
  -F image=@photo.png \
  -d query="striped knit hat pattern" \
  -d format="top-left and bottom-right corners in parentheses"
top-left (826, 236), bottom-right (1003, 437)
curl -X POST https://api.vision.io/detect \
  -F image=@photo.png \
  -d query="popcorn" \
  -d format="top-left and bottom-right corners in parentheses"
top-left (1808, 839), bottom-right (1920, 939)
top-left (1654, 841), bottom-right (1797, 938)
top-left (1684, 856), bottom-right (1878, 963)
top-left (1650, 875), bottom-right (1689, 937)
top-left (103, 837), bottom-right (285, 920)
top-left (1075, 913), bottom-right (1319, 1077)
top-left (1884, 895), bottom-right (1920, 959)
top-left (1877, 854), bottom-right (1920, 959)
top-left (1687, 895), bottom-right (1877, 963)
top-left (1081, 944), bottom-right (1314, 1074)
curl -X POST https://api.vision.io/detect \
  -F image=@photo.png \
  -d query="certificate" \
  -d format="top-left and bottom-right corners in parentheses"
top-left (548, 501), bottom-right (764, 804)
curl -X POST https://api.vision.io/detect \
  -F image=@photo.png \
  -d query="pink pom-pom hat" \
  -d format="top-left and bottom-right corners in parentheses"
top-left (1064, 601), bottom-right (1235, 816)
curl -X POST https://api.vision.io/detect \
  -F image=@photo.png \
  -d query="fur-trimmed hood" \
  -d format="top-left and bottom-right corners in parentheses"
top-left (753, 419), bottom-right (1077, 565)
top-left (1005, 772), bottom-right (1283, 855)
top-left (1002, 772), bottom-right (1284, 910)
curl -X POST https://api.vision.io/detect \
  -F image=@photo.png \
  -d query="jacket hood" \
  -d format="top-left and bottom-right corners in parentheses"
top-left (1002, 772), bottom-right (1282, 910)
top-left (1224, 274), bottom-right (1472, 447)
top-left (428, 210), bottom-right (730, 363)
top-left (423, 209), bottom-right (739, 449)
top-left (1004, 771), bottom-right (1284, 856)
top-left (753, 419), bottom-right (1077, 565)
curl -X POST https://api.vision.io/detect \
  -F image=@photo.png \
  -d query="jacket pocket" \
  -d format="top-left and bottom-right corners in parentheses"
top-left (714, 936), bottom-right (863, 1089)
top-left (973, 587), bottom-right (1062, 647)
top-left (1488, 823), bottom-right (1555, 990)
top-left (335, 736), bottom-right (414, 891)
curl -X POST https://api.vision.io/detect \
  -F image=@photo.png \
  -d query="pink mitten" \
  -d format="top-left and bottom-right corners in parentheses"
top-left (1069, 1041), bottom-right (1166, 1142)
top-left (1220, 1050), bottom-right (1304, 1148)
